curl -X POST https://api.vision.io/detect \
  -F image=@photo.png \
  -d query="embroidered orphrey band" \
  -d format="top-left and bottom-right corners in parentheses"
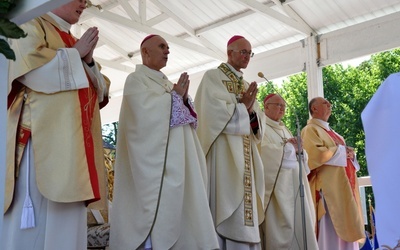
top-left (243, 134), bottom-right (254, 226)
top-left (218, 63), bottom-right (244, 101)
top-left (218, 63), bottom-right (254, 226)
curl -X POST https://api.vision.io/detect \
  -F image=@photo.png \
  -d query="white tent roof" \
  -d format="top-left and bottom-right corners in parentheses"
top-left (71, 0), bottom-right (400, 124)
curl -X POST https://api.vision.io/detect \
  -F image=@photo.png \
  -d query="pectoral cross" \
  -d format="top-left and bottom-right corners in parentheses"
top-left (281, 138), bottom-right (288, 146)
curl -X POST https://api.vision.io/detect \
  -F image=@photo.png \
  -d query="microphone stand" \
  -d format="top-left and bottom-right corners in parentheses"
top-left (258, 73), bottom-right (308, 250)
top-left (295, 110), bottom-right (308, 250)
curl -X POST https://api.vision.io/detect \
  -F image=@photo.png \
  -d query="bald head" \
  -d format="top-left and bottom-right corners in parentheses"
top-left (309, 97), bottom-right (332, 121)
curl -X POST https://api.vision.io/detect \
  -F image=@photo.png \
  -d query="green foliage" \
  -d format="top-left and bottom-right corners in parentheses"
top-left (257, 74), bottom-right (308, 136)
top-left (256, 79), bottom-right (277, 107)
top-left (0, 18), bottom-right (26, 38)
top-left (280, 74), bottom-right (309, 134)
top-left (102, 121), bottom-right (118, 147)
top-left (0, 0), bottom-right (15, 13)
top-left (0, 0), bottom-right (27, 60)
top-left (0, 36), bottom-right (13, 58)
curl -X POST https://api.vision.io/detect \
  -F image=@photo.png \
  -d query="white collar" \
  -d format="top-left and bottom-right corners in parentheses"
top-left (226, 63), bottom-right (243, 78)
top-left (314, 118), bottom-right (330, 131)
top-left (47, 12), bottom-right (71, 32)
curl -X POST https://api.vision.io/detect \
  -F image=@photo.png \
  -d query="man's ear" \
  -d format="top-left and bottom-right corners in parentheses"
top-left (141, 47), bottom-right (148, 57)
top-left (312, 105), bottom-right (317, 113)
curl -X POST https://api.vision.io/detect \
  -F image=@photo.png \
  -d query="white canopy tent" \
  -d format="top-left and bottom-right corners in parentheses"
top-left (72, 0), bottom-right (400, 124)
top-left (1, 0), bottom-right (400, 237)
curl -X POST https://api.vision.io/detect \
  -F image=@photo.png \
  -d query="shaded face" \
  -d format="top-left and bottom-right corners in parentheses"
top-left (311, 97), bottom-right (332, 121)
top-left (52, 0), bottom-right (87, 24)
top-left (142, 36), bottom-right (170, 71)
top-left (264, 95), bottom-right (286, 122)
top-left (227, 38), bottom-right (252, 71)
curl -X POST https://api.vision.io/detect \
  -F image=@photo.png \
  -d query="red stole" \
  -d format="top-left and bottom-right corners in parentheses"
top-left (325, 129), bottom-right (357, 198)
top-left (54, 27), bottom-right (101, 204)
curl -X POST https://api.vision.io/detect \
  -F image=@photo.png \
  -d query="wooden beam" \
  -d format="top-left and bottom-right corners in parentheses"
top-left (117, 0), bottom-right (140, 22)
top-left (235, 0), bottom-right (312, 35)
top-left (85, 8), bottom-right (223, 60)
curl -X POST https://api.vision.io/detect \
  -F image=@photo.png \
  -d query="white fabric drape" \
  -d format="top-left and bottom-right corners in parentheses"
top-left (361, 72), bottom-right (400, 248)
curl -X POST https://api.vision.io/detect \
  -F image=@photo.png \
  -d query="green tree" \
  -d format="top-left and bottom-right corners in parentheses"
top-left (257, 73), bottom-right (308, 138)
top-left (0, 0), bottom-right (27, 60)
top-left (102, 121), bottom-right (118, 148)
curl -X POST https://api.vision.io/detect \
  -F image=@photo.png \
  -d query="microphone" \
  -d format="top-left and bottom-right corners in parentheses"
top-left (258, 71), bottom-right (308, 250)
top-left (258, 72), bottom-right (285, 102)
top-left (257, 72), bottom-right (267, 81)
top-left (258, 72), bottom-right (272, 88)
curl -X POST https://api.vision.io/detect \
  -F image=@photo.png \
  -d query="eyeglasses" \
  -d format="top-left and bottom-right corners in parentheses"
top-left (266, 103), bottom-right (286, 109)
top-left (231, 50), bottom-right (254, 58)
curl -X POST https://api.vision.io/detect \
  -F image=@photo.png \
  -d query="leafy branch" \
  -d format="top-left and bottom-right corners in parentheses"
top-left (0, 0), bottom-right (27, 60)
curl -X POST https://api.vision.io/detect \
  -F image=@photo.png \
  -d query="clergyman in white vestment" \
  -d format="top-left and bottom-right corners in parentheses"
top-left (195, 35), bottom-right (265, 250)
top-left (260, 93), bottom-right (318, 250)
top-left (109, 34), bottom-right (219, 250)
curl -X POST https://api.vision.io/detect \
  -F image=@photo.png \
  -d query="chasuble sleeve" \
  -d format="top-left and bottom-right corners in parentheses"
top-left (301, 124), bottom-right (338, 170)
top-left (195, 69), bottom-right (239, 155)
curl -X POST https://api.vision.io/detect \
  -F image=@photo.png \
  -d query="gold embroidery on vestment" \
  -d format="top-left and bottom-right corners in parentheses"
top-left (243, 135), bottom-right (254, 226)
top-left (218, 63), bottom-right (254, 226)
top-left (218, 63), bottom-right (244, 101)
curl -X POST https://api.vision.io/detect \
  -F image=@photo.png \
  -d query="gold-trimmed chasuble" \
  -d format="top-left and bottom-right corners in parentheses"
top-left (218, 63), bottom-right (245, 101)
top-left (218, 63), bottom-right (254, 226)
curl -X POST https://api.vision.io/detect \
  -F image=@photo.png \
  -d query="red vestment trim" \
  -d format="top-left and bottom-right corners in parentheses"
top-left (16, 124), bottom-right (32, 175)
top-left (17, 125), bottom-right (31, 147)
top-left (55, 27), bottom-right (101, 204)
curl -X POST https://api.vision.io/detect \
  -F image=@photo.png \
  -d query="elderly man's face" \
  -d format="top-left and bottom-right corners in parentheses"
top-left (312, 97), bottom-right (332, 121)
top-left (264, 95), bottom-right (286, 122)
top-left (142, 36), bottom-right (170, 71)
top-left (227, 39), bottom-right (252, 71)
